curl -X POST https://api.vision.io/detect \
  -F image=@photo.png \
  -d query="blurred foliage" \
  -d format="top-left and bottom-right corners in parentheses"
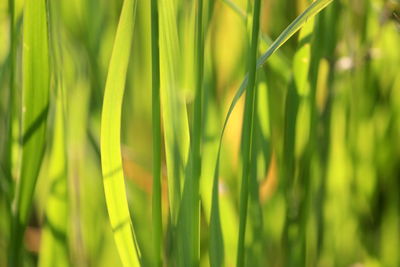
top-left (0, 0), bottom-right (399, 266)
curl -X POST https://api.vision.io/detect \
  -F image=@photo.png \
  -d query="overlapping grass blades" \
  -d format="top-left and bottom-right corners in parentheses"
top-left (209, 0), bottom-right (334, 266)
top-left (100, 0), bottom-right (140, 266)
top-left (9, 0), bottom-right (50, 265)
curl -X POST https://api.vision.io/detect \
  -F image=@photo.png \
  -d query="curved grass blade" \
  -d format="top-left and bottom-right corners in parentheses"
top-left (209, 0), bottom-right (334, 266)
top-left (225, 0), bottom-right (333, 133)
top-left (150, 0), bottom-right (163, 265)
top-left (9, 0), bottom-right (50, 265)
top-left (100, 0), bottom-right (140, 266)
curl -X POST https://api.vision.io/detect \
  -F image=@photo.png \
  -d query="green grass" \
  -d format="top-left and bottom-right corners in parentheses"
top-left (1, 0), bottom-right (400, 266)
top-left (8, 0), bottom-right (50, 265)
top-left (100, 0), bottom-right (140, 266)
top-left (236, 0), bottom-right (262, 266)
top-left (150, 0), bottom-right (162, 266)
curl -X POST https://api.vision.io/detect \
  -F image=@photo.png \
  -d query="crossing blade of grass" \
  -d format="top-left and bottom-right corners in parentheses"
top-left (236, 0), bottom-right (262, 266)
top-left (209, 0), bottom-right (333, 266)
top-left (222, 0), bottom-right (290, 76)
top-left (100, 0), bottom-right (140, 266)
top-left (8, 0), bottom-right (50, 265)
top-left (150, 0), bottom-right (162, 265)
top-left (212, 0), bottom-right (333, 148)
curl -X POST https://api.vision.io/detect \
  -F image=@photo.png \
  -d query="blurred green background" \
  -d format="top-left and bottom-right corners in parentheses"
top-left (0, 0), bottom-right (399, 266)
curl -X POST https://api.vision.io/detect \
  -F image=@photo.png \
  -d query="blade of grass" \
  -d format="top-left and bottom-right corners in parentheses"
top-left (100, 0), bottom-right (140, 266)
top-left (236, 0), bottom-right (262, 266)
top-left (159, 0), bottom-right (191, 225)
top-left (8, 0), bottom-right (50, 265)
top-left (178, 0), bottom-right (205, 266)
top-left (4, 0), bottom-right (16, 185)
top-left (150, 0), bottom-right (163, 265)
top-left (38, 1), bottom-right (68, 265)
top-left (38, 82), bottom-right (69, 267)
top-left (209, 0), bottom-right (333, 266)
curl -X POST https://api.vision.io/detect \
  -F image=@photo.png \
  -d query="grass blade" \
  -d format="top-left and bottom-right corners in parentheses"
top-left (150, 0), bottom-right (163, 265)
top-left (38, 83), bottom-right (69, 267)
top-left (100, 0), bottom-right (140, 266)
top-left (236, 0), bottom-right (262, 266)
top-left (159, 0), bottom-right (191, 224)
top-left (178, 1), bottom-right (205, 266)
top-left (9, 0), bottom-right (50, 265)
top-left (38, 1), bottom-right (68, 266)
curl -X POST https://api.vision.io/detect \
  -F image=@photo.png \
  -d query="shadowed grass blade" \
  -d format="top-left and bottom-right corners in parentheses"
top-left (9, 0), bottom-right (50, 265)
top-left (100, 0), bottom-right (140, 266)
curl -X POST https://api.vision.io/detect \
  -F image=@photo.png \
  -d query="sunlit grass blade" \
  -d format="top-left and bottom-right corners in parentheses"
top-left (100, 0), bottom-right (140, 266)
top-left (150, 0), bottom-right (163, 265)
top-left (9, 0), bottom-right (50, 265)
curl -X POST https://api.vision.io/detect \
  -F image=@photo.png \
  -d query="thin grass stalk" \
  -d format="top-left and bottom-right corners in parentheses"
top-left (2, 0), bottom-right (17, 229)
top-left (236, 0), bottom-right (262, 266)
top-left (5, 0), bottom-right (15, 184)
top-left (150, 0), bottom-right (162, 266)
